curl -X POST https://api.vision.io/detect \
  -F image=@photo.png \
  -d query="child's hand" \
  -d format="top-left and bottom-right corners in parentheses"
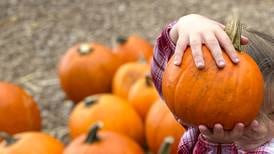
top-left (234, 115), bottom-right (274, 150)
top-left (198, 122), bottom-right (246, 144)
top-left (170, 14), bottom-right (249, 69)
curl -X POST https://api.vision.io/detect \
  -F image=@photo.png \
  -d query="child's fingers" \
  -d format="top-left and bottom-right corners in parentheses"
top-left (199, 125), bottom-right (212, 136)
top-left (213, 123), bottom-right (225, 138)
top-left (230, 123), bottom-right (244, 139)
top-left (189, 34), bottom-right (205, 69)
top-left (174, 35), bottom-right (188, 66)
top-left (203, 32), bottom-right (226, 68)
top-left (215, 29), bottom-right (240, 64)
top-left (250, 120), bottom-right (259, 131)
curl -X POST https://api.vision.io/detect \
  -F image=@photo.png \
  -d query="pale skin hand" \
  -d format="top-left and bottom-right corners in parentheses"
top-left (234, 115), bottom-right (274, 150)
top-left (198, 121), bottom-right (256, 144)
top-left (169, 14), bottom-right (249, 69)
top-left (199, 118), bottom-right (273, 149)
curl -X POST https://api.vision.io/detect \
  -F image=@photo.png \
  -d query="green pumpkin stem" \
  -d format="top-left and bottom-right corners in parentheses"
top-left (78, 43), bottom-right (93, 55)
top-left (145, 74), bottom-right (153, 87)
top-left (0, 132), bottom-right (17, 146)
top-left (84, 96), bottom-right (98, 107)
top-left (116, 36), bottom-right (128, 44)
top-left (224, 14), bottom-right (243, 51)
top-left (85, 122), bottom-right (103, 144)
top-left (158, 136), bottom-right (174, 154)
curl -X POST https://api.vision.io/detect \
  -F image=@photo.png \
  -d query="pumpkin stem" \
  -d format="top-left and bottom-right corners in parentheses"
top-left (145, 73), bottom-right (153, 87)
top-left (84, 96), bottom-right (98, 107)
top-left (116, 36), bottom-right (128, 44)
top-left (78, 43), bottom-right (93, 55)
top-left (0, 132), bottom-right (17, 146)
top-left (85, 122), bottom-right (104, 144)
top-left (158, 136), bottom-right (174, 154)
top-left (224, 14), bottom-right (243, 51)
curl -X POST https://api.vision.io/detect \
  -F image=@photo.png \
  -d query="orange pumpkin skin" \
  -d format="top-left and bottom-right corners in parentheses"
top-left (145, 100), bottom-right (185, 154)
top-left (64, 131), bottom-right (144, 154)
top-left (114, 35), bottom-right (153, 63)
top-left (0, 132), bottom-right (64, 154)
top-left (128, 76), bottom-right (159, 120)
top-left (162, 46), bottom-right (264, 129)
top-left (112, 62), bottom-right (150, 99)
top-left (58, 43), bottom-right (121, 103)
top-left (0, 82), bottom-right (41, 134)
top-left (68, 94), bottom-right (144, 144)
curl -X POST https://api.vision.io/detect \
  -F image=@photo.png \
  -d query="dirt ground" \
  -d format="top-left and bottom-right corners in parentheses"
top-left (0, 0), bottom-right (273, 143)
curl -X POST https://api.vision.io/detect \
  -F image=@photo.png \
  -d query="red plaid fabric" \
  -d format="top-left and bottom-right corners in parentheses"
top-left (151, 22), bottom-right (274, 154)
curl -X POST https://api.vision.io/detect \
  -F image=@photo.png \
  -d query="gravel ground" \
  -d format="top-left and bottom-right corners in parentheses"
top-left (0, 0), bottom-right (273, 143)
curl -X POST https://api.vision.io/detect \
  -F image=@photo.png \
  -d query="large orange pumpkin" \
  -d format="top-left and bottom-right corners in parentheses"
top-left (112, 61), bottom-right (150, 99)
top-left (0, 82), bottom-right (41, 134)
top-left (64, 123), bottom-right (144, 154)
top-left (128, 74), bottom-right (159, 120)
top-left (146, 100), bottom-right (185, 154)
top-left (114, 35), bottom-right (153, 63)
top-left (58, 43), bottom-right (121, 103)
top-left (162, 46), bottom-right (264, 129)
top-left (68, 94), bottom-right (144, 144)
top-left (0, 131), bottom-right (64, 154)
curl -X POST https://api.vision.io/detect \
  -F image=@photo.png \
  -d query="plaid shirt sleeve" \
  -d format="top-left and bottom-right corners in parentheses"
top-left (151, 21), bottom-right (176, 96)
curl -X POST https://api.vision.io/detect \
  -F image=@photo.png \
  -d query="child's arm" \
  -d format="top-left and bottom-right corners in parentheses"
top-left (234, 113), bottom-right (274, 153)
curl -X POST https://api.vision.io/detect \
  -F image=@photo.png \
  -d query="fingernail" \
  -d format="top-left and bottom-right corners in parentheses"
top-left (218, 60), bottom-right (225, 67)
top-left (174, 60), bottom-right (179, 65)
top-left (197, 61), bottom-right (204, 69)
top-left (234, 57), bottom-right (240, 63)
top-left (174, 56), bottom-right (179, 65)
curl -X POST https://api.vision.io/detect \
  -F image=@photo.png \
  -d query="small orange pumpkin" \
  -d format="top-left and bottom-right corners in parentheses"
top-left (0, 131), bottom-right (64, 154)
top-left (64, 123), bottom-right (144, 154)
top-left (112, 61), bottom-right (150, 99)
top-left (0, 82), bottom-right (41, 134)
top-left (58, 43), bottom-right (121, 103)
top-left (128, 74), bottom-right (159, 120)
top-left (68, 94), bottom-right (144, 144)
top-left (162, 46), bottom-right (264, 129)
top-left (162, 17), bottom-right (265, 129)
top-left (146, 100), bottom-right (185, 154)
top-left (114, 35), bottom-right (153, 63)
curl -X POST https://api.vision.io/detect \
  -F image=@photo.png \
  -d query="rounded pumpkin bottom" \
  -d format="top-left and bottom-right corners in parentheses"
top-left (162, 46), bottom-right (264, 130)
